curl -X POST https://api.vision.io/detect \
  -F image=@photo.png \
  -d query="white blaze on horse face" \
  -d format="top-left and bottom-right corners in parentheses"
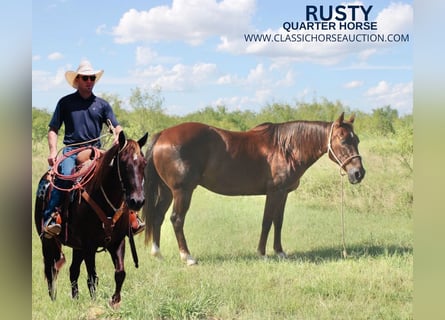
top-left (133, 153), bottom-right (138, 161)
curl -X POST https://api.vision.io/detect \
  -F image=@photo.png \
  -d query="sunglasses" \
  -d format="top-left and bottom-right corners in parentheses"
top-left (77, 75), bottom-right (96, 81)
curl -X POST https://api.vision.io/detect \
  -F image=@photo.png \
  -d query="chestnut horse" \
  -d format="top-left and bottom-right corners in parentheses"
top-left (142, 113), bottom-right (365, 265)
top-left (34, 131), bottom-right (148, 307)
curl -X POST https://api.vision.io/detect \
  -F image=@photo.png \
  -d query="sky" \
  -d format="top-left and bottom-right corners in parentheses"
top-left (32, 0), bottom-right (413, 116)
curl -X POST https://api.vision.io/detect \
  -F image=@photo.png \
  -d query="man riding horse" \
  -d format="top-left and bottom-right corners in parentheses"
top-left (42, 60), bottom-right (144, 238)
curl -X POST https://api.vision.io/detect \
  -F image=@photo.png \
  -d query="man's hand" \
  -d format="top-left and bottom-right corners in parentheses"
top-left (113, 125), bottom-right (123, 145)
top-left (47, 151), bottom-right (58, 167)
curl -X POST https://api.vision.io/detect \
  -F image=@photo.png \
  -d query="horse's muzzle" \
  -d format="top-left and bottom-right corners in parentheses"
top-left (127, 197), bottom-right (145, 211)
top-left (347, 166), bottom-right (365, 184)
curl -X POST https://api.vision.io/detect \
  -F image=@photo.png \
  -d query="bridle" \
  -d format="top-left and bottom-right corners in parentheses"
top-left (100, 140), bottom-right (129, 211)
top-left (81, 140), bottom-right (138, 245)
top-left (327, 122), bottom-right (362, 172)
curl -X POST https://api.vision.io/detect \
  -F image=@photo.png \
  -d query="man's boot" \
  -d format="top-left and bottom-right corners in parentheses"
top-left (43, 212), bottom-right (62, 239)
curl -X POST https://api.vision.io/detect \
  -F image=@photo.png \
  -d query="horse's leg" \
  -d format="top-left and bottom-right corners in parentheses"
top-left (272, 192), bottom-right (289, 258)
top-left (151, 186), bottom-right (173, 258)
top-left (257, 191), bottom-right (288, 257)
top-left (108, 238), bottom-right (126, 309)
top-left (69, 249), bottom-right (84, 299)
top-left (83, 247), bottom-right (98, 300)
top-left (170, 188), bottom-right (196, 265)
top-left (42, 239), bottom-right (60, 300)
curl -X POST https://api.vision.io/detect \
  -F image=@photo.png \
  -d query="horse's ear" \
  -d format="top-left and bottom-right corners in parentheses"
top-left (138, 132), bottom-right (149, 148)
top-left (335, 112), bottom-right (345, 126)
top-left (118, 131), bottom-right (126, 149)
top-left (348, 113), bottom-right (355, 124)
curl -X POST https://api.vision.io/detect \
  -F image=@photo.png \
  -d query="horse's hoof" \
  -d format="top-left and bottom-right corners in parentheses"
top-left (180, 252), bottom-right (198, 266)
top-left (48, 290), bottom-right (57, 301)
top-left (109, 299), bottom-right (121, 310)
top-left (276, 251), bottom-right (288, 259)
top-left (186, 257), bottom-right (198, 266)
top-left (48, 281), bottom-right (57, 301)
top-left (152, 251), bottom-right (163, 259)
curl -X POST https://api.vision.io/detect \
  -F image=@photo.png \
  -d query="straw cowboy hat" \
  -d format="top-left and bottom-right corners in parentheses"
top-left (65, 60), bottom-right (104, 89)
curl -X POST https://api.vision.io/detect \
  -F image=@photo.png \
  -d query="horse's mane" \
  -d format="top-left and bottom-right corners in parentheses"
top-left (253, 121), bottom-right (330, 167)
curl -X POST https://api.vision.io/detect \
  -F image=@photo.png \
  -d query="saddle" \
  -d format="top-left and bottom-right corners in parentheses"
top-left (37, 147), bottom-right (103, 247)
top-left (75, 147), bottom-right (103, 166)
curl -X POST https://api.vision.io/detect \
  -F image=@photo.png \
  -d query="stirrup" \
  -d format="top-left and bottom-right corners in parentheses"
top-left (132, 220), bottom-right (145, 235)
top-left (43, 223), bottom-right (62, 239)
top-left (43, 215), bottom-right (61, 239)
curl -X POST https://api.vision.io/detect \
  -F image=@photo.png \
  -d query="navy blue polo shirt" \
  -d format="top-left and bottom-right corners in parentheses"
top-left (48, 91), bottom-right (119, 145)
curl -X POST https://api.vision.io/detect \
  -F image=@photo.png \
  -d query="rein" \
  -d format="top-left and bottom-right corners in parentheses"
top-left (82, 143), bottom-right (129, 245)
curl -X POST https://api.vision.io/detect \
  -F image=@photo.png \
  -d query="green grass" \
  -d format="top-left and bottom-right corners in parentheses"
top-left (32, 138), bottom-right (413, 319)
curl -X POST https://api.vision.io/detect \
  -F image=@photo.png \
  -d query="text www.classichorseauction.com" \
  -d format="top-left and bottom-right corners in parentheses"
top-left (244, 4), bottom-right (410, 44)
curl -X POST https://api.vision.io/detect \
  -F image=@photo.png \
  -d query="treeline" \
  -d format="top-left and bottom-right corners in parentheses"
top-left (32, 88), bottom-right (412, 170)
top-left (33, 87), bottom-right (411, 138)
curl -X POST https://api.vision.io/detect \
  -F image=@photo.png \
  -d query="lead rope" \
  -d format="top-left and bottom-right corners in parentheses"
top-left (328, 122), bottom-right (358, 259)
top-left (340, 170), bottom-right (348, 258)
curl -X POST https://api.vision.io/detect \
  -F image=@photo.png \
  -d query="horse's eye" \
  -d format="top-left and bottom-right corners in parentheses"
top-left (342, 136), bottom-right (352, 145)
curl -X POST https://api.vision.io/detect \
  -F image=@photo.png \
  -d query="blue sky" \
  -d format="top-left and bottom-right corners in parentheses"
top-left (32, 0), bottom-right (412, 116)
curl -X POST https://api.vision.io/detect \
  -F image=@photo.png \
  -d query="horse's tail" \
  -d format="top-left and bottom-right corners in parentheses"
top-left (142, 131), bottom-right (162, 246)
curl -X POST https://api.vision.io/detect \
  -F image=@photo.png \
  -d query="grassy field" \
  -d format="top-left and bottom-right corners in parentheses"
top-left (31, 136), bottom-right (412, 319)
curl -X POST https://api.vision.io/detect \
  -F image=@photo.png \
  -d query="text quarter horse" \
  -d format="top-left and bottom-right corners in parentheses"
top-left (142, 113), bottom-right (365, 265)
top-left (34, 131), bottom-right (148, 307)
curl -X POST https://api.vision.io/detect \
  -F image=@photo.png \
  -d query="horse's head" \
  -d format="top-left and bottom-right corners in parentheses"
top-left (328, 113), bottom-right (365, 184)
top-left (117, 131), bottom-right (149, 211)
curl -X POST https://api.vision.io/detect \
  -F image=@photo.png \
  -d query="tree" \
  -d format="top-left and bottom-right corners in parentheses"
top-left (370, 105), bottom-right (398, 136)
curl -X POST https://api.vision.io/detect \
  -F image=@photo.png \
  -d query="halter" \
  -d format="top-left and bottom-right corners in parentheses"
top-left (101, 141), bottom-right (129, 210)
top-left (327, 122), bottom-right (362, 172)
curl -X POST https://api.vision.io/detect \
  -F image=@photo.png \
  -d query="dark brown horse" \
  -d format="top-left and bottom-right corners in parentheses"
top-left (142, 113), bottom-right (365, 265)
top-left (34, 131), bottom-right (148, 307)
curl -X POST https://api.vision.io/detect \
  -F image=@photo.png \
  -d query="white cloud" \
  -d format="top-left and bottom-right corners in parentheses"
top-left (376, 2), bottom-right (413, 34)
top-left (246, 64), bottom-right (265, 84)
top-left (365, 80), bottom-right (412, 114)
top-left (131, 62), bottom-right (217, 91)
top-left (216, 63), bottom-right (291, 89)
top-left (344, 80), bottom-right (364, 89)
top-left (276, 70), bottom-right (295, 87)
top-left (217, 74), bottom-right (235, 85)
top-left (135, 46), bottom-right (158, 65)
top-left (48, 52), bottom-right (63, 60)
top-left (112, 0), bottom-right (255, 45)
top-left (96, 24), bottom-right (107, 35)
top-left (32, 66), bottom-right (67, 91)
top-left (211, 92), bottom-right (269, 112)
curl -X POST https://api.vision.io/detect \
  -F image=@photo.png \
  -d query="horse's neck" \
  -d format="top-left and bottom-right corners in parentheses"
top-left (287, 121), bottom-right (331, 166)
top-left (90, 158), bottom-right (123, 206)
top-left (315, 121), bottom-right (331, 157)
top-left (101, 165), bottom-right (123, 198)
